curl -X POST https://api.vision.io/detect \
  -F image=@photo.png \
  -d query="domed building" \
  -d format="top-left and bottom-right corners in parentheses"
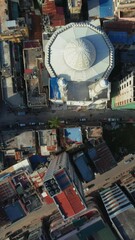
top-left (45, 22), bottom-right (114, 109)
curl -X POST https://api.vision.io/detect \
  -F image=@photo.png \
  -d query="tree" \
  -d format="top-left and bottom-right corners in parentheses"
top-left (48, 117), bottom-right (60, 128)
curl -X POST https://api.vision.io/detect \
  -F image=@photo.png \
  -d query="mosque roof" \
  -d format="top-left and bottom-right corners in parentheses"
top-left (45, 22), bottom-right (114, 83)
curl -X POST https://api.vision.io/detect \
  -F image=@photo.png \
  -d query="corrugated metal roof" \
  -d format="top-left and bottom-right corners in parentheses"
top-left (42, 1), bottom-right (65, 27)
top-left (50, 77), bottom-right (61, 100)
top-left (54, 185), bottom-right (86, 218)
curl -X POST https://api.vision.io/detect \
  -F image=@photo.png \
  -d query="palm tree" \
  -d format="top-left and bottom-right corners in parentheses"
top-left (48, 117), bottom-right (60, 129)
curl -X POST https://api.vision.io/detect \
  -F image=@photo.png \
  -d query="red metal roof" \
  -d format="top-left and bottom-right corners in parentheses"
top-left (54, 185), bottom-right (85, 218)
top-left (42, 1), bottom-right (65, 27)
top-left (24, 69), bottom-right (33, 74)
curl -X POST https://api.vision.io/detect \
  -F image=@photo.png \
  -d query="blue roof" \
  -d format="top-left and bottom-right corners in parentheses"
top-left (108, 31), bottom-right (135, 44)
top-left (88, 0), bottom-right (114, 18)
top-left (120, 50), bottom-right (135, 63)
top-left (99, 0), bottom-right (114, 18)
top-left (11, 2), bottom-right (19, 20)
top-left (0, 173), bottom-right (12, 182)
top-left (29, 155), bottom-right (48, 170)
top-left (64, 127), bottom-right (82, 143)
top-left (87, 148), bottom-right (97, 160)
top-left (50, 77), bottom-right (61, 100)
top-left (4, 201), bottom-right (26, 222)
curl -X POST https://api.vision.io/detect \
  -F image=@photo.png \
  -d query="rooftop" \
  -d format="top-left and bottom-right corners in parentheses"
top-left (112, 208), bottom-right (135, 240)
top-left (42, 1), bottom-right (65, 27)
top-left (64, 127), bottom-right (83, 144)
top-left (38, 129), bottom-right (58, 152)
top-left (45, 22), bottom-right (114, 83)
top-left (4, 201), bottom-right (26, 222)
top-left (92, 140), bottom-right (117, 174)
top-left (88, 0), bottom-right (114, 18)
top-left (23, 41), bottom-right (48, 107)
top-left (86, 126), bottom-right (103, 139)
top-left (44, 152), bottom-right (68, 182)
top-left (1, 130), bottom-right (36, 151)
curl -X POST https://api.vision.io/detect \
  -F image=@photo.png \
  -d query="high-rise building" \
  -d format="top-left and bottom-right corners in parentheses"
top-left (48, 201), bottom-right (117, 240)
top-left (100, 184), bottom-right (135, 240)
top-left (114, 0), bottom-right (135, 21)
top-left (120, 171), bottom-right (135, 203)
top-left (44, 152), bottom-right (87, 219)
top-left (112, 72), bottom-right (135, 109)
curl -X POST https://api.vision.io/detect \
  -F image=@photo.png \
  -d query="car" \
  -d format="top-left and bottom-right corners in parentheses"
top-left (60, 120), bottom-right (65, 124)
top-left (19, 123), bottom-right (26, 127)
top-left (80, 118), bottom-right (87, 122)
top-left (29, 122), bottom-right (36, 126)
top-left (38, 122), bottom-right (45, 126)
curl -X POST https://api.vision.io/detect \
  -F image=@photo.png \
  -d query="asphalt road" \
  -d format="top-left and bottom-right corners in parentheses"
top-left (0, 102), bottom-right (135, 128)
top-left (0, 203), bottom-right (56, 240)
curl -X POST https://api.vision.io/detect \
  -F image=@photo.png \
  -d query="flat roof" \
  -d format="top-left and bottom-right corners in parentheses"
top-left (88, 0), bottom-right (114, 18)
top-left (4, 201), bottom-right (26, 222)
top-left (2, 130), bottom-right (36, 150)
top-left (38, 129), bottom-right (58, 152)
top-left (44, 152), bottom-right (68, 182)
top-left (112, 208), bottom-right (135, 240)
top-left (64, 127), bottom-right (83, 144)
top-left (50, 77), bottom-right (61, 100)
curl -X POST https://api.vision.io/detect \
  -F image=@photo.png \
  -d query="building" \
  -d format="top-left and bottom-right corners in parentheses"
top-left (88, 139), bottom-right (117, 174)
top-left (42, 0), bottom-right (65, 28)
top-left (45, 22), bottom-right (114, 109)
top-left (67, 0), bottom-right (82, 20)
top-left (11, 170), bottom-right (42, 213)
top-left (44, 152), bottom-right (86, 219)
top-left (120, 172), bottom-right (135, 203)
top-left (72, 151), bottom-right (94, 182)
top-left (103, 19), bottom-right (135, 35)
top-left (0, 159), bottom-right (33, 178)
top-left (38, 129), bottom-right (59, 156)
top-left (23, 40), bottom-right (48, 108)
top-left (85, 126), bottom-right (103, 140)
top-left (88, 0), bottom-right (114, 19)
top-left (0, 173), bottom-right (16, 203)
top-left (1, 130), bottom-right (36, 154)
top-left (112, 72), bottom-right (135, 109)
top-left (49, 201), bottom-right (117, 240)
top-left (60, 127), bottom-right (83, 149)
top-left (4, 200), bottom-right (26, 223)
top-left (100, 184), bottom-right (135, 240)
top-left (114, 0), bottom-right (135, 21)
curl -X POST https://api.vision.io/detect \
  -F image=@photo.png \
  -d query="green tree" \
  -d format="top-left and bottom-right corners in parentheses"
top-left (48, 117), bottom-right (60, 128)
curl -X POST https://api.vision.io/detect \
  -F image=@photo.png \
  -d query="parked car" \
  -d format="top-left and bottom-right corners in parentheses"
top-left (29, 122), bottom-right (36, 126)
top-left (38, 122), bottom-right (45, 126)
top-left (79, 118), bottom-right (87, 122)
top-left (19, 123), bottom-right (26, 127)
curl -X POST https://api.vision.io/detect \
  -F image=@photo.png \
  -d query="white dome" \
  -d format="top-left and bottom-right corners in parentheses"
top-left (63, 38), bottom-right (96, 71)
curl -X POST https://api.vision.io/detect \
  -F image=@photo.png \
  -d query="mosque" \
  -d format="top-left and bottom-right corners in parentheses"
top-left (45, 22), bottom-right (114, 109)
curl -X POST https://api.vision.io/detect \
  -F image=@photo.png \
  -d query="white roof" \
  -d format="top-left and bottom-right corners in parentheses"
top-left (45, 22), bottom-right (114, 83)
top-left (64, 38), bottom-right (96, 71)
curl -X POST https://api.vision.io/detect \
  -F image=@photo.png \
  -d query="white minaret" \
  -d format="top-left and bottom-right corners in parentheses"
top-left (89, 79), bottom-right (109, 98)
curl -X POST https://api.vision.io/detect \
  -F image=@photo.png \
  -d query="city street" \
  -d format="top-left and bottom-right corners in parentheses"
top-left (0, 203), bottom-right (56, 240)
top-left (0, 101), bottom-right (135, 128)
